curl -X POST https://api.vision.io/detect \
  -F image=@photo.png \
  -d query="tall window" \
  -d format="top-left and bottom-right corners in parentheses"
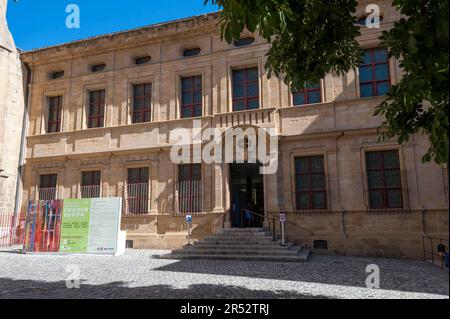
top-left (81, 171), bottom-right (101, 198)
top-left (366, 150), bottom-right (403, 209)
top-left (88, 90), bottom-right (105, 128)
top-left (295, 156), bottom-right (327, 210)
top-left (133, 83), bottom-right (152, 123)
top-left (127, 168), bottom-right (149, 215)
top-left (232, 67), bottom-right (259, 111)
top-left (39, 174), bottom-right (57, 200)
top-left (293, 83), bottom-right (321, 106)
top-left (47, 96), bottom-right (63, 133)
top-left (181, 76), bottom-right (202, 118)
top-left (359, 48), bottom-right (391, 98)
top-left (178, 164), bottom-right (202, 213)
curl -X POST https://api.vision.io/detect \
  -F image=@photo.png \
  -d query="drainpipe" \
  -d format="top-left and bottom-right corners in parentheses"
top-left (13, 61), bottom-right (31, 218)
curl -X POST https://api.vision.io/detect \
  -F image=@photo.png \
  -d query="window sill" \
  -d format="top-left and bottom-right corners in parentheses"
top-left (366, 208), bottom-right (410, 214)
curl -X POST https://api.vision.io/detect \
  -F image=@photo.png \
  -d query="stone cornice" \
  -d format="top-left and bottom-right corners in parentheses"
top-left (20, 12), bottom-right (220, 64)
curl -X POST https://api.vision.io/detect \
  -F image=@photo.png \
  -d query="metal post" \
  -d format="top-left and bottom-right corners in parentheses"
top-left (281, 220), bottom-right (286, 246)
top-left (272, 218), bottom-right (276, 241)
top-left (187, 221), bottom-right (191, 246)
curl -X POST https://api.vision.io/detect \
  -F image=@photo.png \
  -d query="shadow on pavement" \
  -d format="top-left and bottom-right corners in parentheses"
top-left (152, 254), bottom-right (449, 296)
top-left (0, 277), bottom-right (331, 299)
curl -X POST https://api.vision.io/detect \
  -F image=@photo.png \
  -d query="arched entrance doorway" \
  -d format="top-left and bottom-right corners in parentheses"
top-left (229, 162), bottom-right (264, 228)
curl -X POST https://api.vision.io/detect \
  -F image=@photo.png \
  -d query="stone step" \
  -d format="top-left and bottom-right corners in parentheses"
top-left (192, 243), bottom-right (293, 250)
top-left (198, 240), bottom-right (280, 246)
top-left (213, 232), bottom-right (270, 237)
top-left (172, 248), bottom-right (301, 256)
top-left (203, 236), bottom-right (275, 242)
top-left (162, 227), bottom-right (310, 263)
top-left (220, 228), bottom-right (264, 233)
top-left (160, 250), bottom-right (310, 262)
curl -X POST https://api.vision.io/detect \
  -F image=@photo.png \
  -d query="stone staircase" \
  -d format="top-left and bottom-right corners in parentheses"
top-left (160, 228), bottom-right (310, 262)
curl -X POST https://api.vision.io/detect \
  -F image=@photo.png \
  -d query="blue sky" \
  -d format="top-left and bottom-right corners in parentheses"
top-left (6, 0), bottom-right (219, 51)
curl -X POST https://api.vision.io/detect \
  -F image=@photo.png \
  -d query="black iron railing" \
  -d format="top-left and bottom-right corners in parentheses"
top-left (242, 209), bottom-right (314, 244)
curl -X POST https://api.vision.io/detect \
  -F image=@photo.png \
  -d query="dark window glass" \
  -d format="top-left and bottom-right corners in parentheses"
top-left (127, 168), bottom-right (149, 214)
top-left (39, 174), bottom-right (57, 200)
top-left (88, 90), bottom-right (105, 128)
top-left (178, 164), bottom-right (202, 213)
top-left (50, 71), bottom-right (64, 80)
top-left (366, 150), bottom-right (403, 209)
top-left (234, 37), bottom-right (255, 47)
top-left (91, 64), bottom-right (106, 73)
top-left (359, 48), bottom-right (390, 97)
top-left (40, 174), bottom-right (57, 189)
top-left (128, 168), bottom-right (149, 184)
top-left (81, 171), bottom-right (101, 187)
top-left (133, 83), bottom-right (152, 123)
top-left (135, 56), bottom-right (151, 65)
top-left (181, 76), bottom-right (202, 118)
top-left (357, 15), bottom-right (384, 26)
top-left (232, 67), bottom-right (259, 111)
top-left (183, 48), bottom-right (201, 57)
top-left (293, 83), bottom-right (321, 106)
top-left (47, 96), bottom-right (63, 133)
top-left (295, 156), bottom-right (327, 210)
top-left (81, 171), bottom-right (101, 198)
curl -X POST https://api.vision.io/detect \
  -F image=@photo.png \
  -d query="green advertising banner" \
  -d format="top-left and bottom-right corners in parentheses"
top-left (59, 199), bottom-right (91, 253)
top-left (57, 198), bottom-right (122, 254)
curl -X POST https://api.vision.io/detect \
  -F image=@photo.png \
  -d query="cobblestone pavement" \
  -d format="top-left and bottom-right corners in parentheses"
top-left (0, 248), bottom-right (448, 299)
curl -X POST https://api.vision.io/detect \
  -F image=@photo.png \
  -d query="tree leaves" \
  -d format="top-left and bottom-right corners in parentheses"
top-left (377, 0), bottom-right (449, 164)
top-left (207, 0), bottom-right (449, 164)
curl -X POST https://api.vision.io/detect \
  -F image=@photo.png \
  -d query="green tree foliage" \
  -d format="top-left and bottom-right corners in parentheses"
top-left (376, 0), bottom-right (449, 164)
top-left (207, 0), bottom-right (449, 164)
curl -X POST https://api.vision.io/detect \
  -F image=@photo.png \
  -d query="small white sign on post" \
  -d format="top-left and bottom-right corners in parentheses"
top-left (186, 214), bottom-right (193, 223)
top-left (280, 213), bottom-right (286, 223)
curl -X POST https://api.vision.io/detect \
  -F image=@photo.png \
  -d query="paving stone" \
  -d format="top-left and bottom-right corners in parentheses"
top-left (0, 248), bottom-right (448, 299)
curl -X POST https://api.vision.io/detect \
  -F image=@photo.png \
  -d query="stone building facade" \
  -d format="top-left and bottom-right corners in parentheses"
top-left (0, 0), bottom-right (26, 212)
top-left (18, 0), bottom-right (448, 258)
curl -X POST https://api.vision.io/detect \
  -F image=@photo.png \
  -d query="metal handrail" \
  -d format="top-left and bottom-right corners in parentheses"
top-left (242, 209), bottom-right (277, 241)
top-left (242, 209), bottom-right (265, 219)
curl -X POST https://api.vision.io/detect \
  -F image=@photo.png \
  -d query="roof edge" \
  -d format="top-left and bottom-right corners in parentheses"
top-left (21, 11), bottom-right (220, 55)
